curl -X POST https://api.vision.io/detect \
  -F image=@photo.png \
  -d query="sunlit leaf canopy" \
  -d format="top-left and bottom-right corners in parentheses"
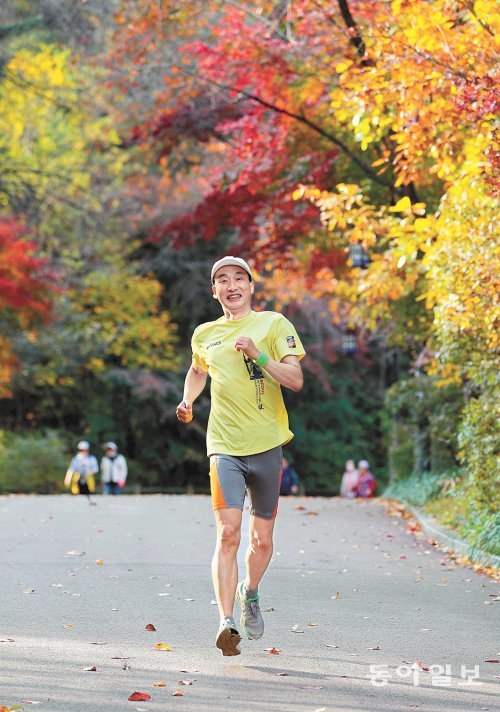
top-left (109, 0), bottom-right (498, 356)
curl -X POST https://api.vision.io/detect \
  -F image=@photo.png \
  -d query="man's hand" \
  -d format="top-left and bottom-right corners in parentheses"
top-left (234, 336), bottom-right (260, 361)
top-left (176, 399), bottom-right (193, 423)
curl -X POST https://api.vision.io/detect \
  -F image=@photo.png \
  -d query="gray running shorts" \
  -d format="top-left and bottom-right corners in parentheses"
top-left (209, 446), bottom-right (283, 520)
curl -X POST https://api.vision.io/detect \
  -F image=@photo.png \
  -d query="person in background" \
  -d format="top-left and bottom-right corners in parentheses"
top-left (357, 460), bottom-right (376, 498)
top-left (101, 442), bottom-right (128, 495)
top-left (64, 440), bottom-right (98, 504)
top-left (280, 456), bottom-right (300, 496)
top-left (340, 459), bottom-right (359, 498)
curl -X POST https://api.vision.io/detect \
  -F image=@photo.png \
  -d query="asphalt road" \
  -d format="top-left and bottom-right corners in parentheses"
top-left (1, 495), bottom-right (499, 712)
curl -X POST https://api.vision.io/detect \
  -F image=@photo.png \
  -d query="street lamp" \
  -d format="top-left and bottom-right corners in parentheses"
top-left (342, 331), bottom-right (358, 354)
top-left (348, 243), bottom-right (369, 268)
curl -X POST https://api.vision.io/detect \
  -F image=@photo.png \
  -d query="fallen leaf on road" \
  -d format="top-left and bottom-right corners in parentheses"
top-left (64, 624), bottom-right (74, 629)
top-left (185, 598), bottom-right (194, 601)
top-left (83, 666), bottom-right (97, 671)
top-left (485, 659), bottom-right (499, 663)
top-left (65, 550), bottom-right (85, 557)
top-left (0, 637), bottom-right (15, 642)
top-left (155, 643), bottom-right (171, 651)
top-left (172, 690), bottom-right (184, 697)
top-left (332, 592), bottom-right (340, 599)
top-left (276, 672), bottom-right (289, 676)
top-left (294, 506), bottom-right (306, 511)
top-left (308, 623), bottom-right (317, 627)
top-left (91, 642), bottom-right (107, 645)
top-left (368, 645), bottom-right (380, 650)
top-left (306, 511), bottom-right (319, 516)
top-left (110, 656), bottom-right (131, 660)
top-left (263, 647), bottom-right (281, 654)
top-left (291, 625), bottom-right (304, 633)
top-left (128, 692), bottom-right (151, 701)
top-left (399, 555), bottom-right (407, 559)
top-left (179, 668), bottom-right (199, 673)
top-left (145, 624), bottom-right (156, 631)
top-left (326, 644), bottom-right (339, 648)
top-left (23, 589), bottom-right (35, 594)
top-left (178, 680), bottom-right (194, 685)
top-left (153, 682), bottom-right (167, 687)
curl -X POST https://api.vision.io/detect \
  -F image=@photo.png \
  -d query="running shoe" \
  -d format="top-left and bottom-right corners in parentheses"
top-left (215, 619), bottom-right (241, 656)
top-left (236, 581), bottom-right (264, 640)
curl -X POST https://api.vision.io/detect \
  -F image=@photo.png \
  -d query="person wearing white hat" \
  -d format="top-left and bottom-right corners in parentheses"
top-left (176, 255), bottom-right (306, 656)
top-left (64, 440), bottom-right (99, 503)
top-left (101, 442), bottom-right (128, 495)
top-left (357, 459), bottom-right (376, 498)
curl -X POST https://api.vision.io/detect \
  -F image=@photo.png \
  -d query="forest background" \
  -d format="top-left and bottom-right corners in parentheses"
top-left (0, 1), bottom-right (497, 552)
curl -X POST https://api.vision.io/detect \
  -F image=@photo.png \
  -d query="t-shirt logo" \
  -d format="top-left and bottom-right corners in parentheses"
top-left (286, 335), bottom-right (296, 348)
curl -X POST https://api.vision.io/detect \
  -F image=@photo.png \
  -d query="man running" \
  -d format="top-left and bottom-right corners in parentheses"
top-left (176, 256), bottom-right (305, 656)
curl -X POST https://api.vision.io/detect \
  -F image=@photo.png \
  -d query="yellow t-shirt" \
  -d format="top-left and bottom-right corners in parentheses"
top-left (192, 310), bottom-right (306, 456)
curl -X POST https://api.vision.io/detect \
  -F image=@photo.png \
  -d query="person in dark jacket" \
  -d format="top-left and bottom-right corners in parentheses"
top-left (280, 456), bottom-right (300, 496)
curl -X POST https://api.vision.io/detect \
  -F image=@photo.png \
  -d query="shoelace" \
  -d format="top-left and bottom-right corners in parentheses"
top-left (247, 599), bottom-right (261, 618)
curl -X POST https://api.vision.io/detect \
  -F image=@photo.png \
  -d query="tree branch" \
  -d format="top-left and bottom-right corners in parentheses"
top-left (241, 89), bottom-right (393, 188)
top-left (336, 0), bottom-right (371, 65)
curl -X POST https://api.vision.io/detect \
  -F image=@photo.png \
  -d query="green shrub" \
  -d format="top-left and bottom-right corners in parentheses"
top-left (458, 390), bottom-right (500, 516)
top-left (383, 470), bottom-right (460, 507)
top-left (461, 510), bottom-right (500, 558)
top-left (0, 430), bottom-right (68, 494)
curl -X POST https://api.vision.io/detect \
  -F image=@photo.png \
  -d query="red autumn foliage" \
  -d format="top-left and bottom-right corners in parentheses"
top-left (0, 218), bottom-right (53, 324)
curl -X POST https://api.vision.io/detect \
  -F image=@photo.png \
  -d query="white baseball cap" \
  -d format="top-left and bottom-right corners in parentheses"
top-left (105, 442), bottom-right (118, 451)
top-left (211, 256), bottom-right (253, 283)
top-left (77, 440), bottom-right (90, 451)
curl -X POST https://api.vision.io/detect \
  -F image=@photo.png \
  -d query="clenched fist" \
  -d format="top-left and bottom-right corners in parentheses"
top-left (176, 399), bottom-right (193, 423)
top-left (234, 336), bottom-right (259, 361)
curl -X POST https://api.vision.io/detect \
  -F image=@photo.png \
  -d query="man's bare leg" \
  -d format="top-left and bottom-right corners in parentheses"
top-left (245, 514), bottom-right (275, 590)
top-left (212, 507), bottom-right (242, 617)
top-left (212, 508), bottom-right (243, 655)
top-left (235, 514), bottom-right (275, 640)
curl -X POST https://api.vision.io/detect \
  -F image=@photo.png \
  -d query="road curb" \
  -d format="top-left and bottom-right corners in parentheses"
top-left (407, 505), bottom-right (500, 570)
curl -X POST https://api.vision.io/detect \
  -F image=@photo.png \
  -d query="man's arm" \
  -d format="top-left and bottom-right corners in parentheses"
top-left (234, 336), bottom-right (303, 392)
top-left (262, 354), bottom-right (303, 392)
top-left (176, 365), bottom-right (208, 423)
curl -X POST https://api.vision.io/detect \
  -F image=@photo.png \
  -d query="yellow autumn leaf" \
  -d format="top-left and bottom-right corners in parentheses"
top-left (389, 197), bottom-right (412, 213)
